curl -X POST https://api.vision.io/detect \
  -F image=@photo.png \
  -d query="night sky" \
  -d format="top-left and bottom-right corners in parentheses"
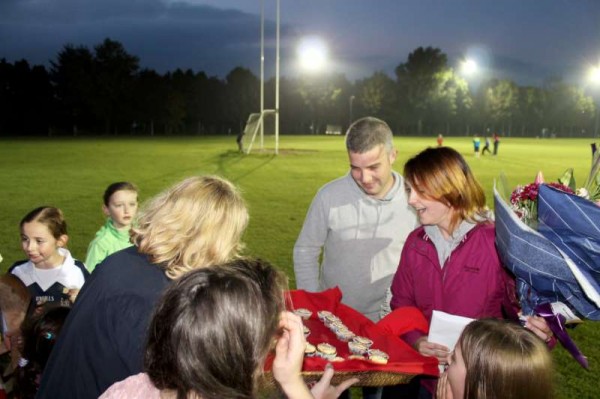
top-left (1, 0), bottom-right (599, 87)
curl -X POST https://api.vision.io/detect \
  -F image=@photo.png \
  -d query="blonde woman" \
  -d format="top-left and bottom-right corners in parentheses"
top-left (38, 176), bottom-right (249, 399)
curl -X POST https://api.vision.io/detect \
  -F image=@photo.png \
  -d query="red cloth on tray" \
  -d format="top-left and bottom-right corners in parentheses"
top-left (265, 287), bottom-right (438, 377)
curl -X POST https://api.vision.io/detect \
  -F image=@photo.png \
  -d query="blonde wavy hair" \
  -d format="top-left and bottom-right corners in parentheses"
top-left (130, 176), bottom-right (249, 279)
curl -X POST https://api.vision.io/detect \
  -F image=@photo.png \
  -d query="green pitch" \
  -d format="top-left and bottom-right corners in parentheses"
top-left (0, 135), bottom-right (597, 398)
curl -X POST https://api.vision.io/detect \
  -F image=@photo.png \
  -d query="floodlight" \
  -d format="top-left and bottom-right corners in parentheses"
top-left (461, 59), bottom-right (478, 76)
top-left (590, 65), bottom-right (600, 85)
top-left (297, 36), bottom-right (328, 72)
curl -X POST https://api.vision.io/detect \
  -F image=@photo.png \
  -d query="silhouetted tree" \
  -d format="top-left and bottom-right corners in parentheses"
top-left (51, 45), bottom-right (95, 134)
top-left (543, 78), bottom-right (595, 137)
top-left (92, 38), bottom-right (139, 134)
top-left (225, 67), bottom-right (259, 134)
top-left (396, 46), bottom-right (451, 135)
top-left (2, 41), bottom-right (598, 138)
top-left (483, 79), bottom-right (519, 135)
top-left (132, 69), bottom-right (167, 135)
top-left (355, 72), bottom-right (397, 125)
top-left (0, 59), bottom-right (52, 136)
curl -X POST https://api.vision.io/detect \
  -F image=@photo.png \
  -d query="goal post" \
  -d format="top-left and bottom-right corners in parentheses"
top-left (244, 110), bottom-right (276, 154)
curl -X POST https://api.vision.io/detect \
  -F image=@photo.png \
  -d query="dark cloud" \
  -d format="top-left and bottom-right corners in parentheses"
top-left (0, 0), bottom-right (165, 23)
top-left (0, 1), bottom-right (274, 76)
top-left (0, 0), bottom-right (599, 84)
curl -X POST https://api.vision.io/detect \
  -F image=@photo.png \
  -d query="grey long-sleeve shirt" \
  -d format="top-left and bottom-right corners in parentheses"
top-left (293, 172), bottom-right (418, 321)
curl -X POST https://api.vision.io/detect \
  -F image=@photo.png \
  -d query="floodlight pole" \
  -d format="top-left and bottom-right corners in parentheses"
top-left (595, 103), bottom-right (599, 138)
top-left (260, 0), bottom-right (265, 149)
top-left (275, 0), bottom-right (280, 155)
top-left (257, 0), bottom-right (280, 155)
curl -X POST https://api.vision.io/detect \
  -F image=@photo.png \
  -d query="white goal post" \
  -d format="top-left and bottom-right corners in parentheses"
top-left (244, 110), bottom-right (276, 154)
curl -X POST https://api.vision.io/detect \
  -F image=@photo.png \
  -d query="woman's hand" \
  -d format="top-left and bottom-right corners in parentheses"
top-left (524, 315), bottom-right (554, 344)
top-left (272, 311), bottom-right (312, 398)
top-left (310, 363), bottom-right (359, 399)
top-left (67, 288), bottom-right (80, 303)
top-left (415, 337), bottom-right (451, 364)
top-left (436, 370), bottom-right (454, 399)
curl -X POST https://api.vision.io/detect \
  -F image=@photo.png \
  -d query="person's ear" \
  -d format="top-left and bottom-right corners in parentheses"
top-left (102, 204), bottom-right (110, 217)
top-left (389, 149), bottom-right (398, 164)
top-left (57, 235), bottom-right (69, 248)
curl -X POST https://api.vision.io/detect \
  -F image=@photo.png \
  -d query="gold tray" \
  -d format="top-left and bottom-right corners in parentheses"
top-left (262, 370), bottom-right (416, 388)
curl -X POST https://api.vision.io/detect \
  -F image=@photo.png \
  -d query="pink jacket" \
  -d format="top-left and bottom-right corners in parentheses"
top-left (390, 223), bottom-right (518, 344)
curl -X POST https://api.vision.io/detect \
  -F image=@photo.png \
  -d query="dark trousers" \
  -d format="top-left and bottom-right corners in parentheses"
top-left (339, 386), bottom-right (382, 399)
top-left (381, 379), bottom-right (419, 399)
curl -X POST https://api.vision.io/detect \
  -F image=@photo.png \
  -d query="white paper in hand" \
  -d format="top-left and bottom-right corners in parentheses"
top-left (428, 310), bottom-right (475, 351)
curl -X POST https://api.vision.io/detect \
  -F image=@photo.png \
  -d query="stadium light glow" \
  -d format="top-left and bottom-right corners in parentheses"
top-left (297, 36), bottom-right (328, 72)
top-left (590, 64), bottom-right (600, 85)
top-left (461, 58), bottom-right (478, 76)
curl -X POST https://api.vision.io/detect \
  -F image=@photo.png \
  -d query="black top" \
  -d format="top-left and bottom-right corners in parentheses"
top-left (37, 246), bottom-right (170, 399)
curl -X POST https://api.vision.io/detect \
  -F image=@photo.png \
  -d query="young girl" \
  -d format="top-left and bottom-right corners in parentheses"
top-left (9, 207), bottom-right (89, 310)
top-left (13, 305), bottom-right (70, 399)
top-left (437, 318), bottom-right (554, 399)
top-left (100, 258), bottom-right (356, 399)
top-left (85, 181), bottom-right (139, 272)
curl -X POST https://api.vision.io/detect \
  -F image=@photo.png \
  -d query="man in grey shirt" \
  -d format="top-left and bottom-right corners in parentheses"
top-left (294, 117), bottom-right (417, 322)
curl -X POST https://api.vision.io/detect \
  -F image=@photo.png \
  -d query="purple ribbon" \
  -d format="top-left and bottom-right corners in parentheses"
top-left (535, 303), bottom-right (588, 369)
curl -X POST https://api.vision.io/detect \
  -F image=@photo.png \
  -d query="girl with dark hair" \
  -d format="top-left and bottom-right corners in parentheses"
top-left (13, 305), bottom-right (70, 399)
top-left (85, 181), bottom-right (139, 272)
top-left (100, 258), bottom-right (356, 399)
top-left (10, 206), bottom-right (89, 310)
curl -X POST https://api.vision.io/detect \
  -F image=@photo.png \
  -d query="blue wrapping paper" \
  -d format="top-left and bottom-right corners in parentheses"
top-left (537, 184), bottom-right (600, 304)
top-left (494, 186), bottom-right (600, 320)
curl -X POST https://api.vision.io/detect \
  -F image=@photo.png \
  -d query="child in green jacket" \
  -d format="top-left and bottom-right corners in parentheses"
top-left (85, 182), bottom-right (138, 272)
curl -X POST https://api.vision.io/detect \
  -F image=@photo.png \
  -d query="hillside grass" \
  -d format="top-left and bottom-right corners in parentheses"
top-left (0, 135), bottom-right (597, 398)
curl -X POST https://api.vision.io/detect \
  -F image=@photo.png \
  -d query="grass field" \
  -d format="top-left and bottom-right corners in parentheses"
top-left (0, 135), bottom-right (597, 398)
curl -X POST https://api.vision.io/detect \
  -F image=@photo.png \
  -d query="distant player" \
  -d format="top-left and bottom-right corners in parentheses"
top-left (482, 137), bottom-right (491, 155)
top-left (473, 135), bottom-right (481, 157)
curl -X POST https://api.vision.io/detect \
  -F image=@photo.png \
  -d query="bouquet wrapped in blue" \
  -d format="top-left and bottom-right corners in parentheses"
top-left (494, 172), bottom-right (600, 369)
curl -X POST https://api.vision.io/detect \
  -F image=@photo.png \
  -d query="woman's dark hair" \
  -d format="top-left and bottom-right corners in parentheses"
top-left (14, 305), bottom-right (71, 399)
top-left (144, 258), bottom-right (287, 399)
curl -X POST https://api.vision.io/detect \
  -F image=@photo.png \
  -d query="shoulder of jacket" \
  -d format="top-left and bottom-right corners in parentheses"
top-left (320, 174), bottom-right (351, 190)
top-left (470, 222), bottom-right (496, 239)
top-left (406, 227), bottom-right (429, 246)
top-left (315, 175), bottom-right (357, 200)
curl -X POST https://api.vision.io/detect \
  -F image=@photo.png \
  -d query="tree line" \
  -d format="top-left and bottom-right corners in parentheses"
top-left (1, 38), bottom-right (597, 137)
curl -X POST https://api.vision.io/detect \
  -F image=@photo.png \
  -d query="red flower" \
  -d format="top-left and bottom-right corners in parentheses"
top-left (510, 182), bottom-right (573, 226)
top-left (547, 182), bottom-right (575, 195)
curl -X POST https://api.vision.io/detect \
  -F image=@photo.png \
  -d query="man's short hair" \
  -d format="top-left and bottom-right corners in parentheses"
top-left (345, 117), bottom-right (394, 154)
